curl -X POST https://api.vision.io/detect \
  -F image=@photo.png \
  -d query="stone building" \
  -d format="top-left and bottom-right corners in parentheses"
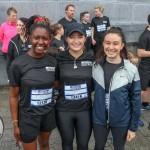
top-left (0, 0), bottom-right (150, 85)
top-left (0, 0), bottom-right (150, 44)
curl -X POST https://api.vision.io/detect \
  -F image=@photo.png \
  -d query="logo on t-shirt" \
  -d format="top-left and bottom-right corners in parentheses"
top-left (81, 61), bottom-right (93, 66)
top-left (103, 21), bottom-right (107, 23)
top-left (45, 66), bottom-right (55, 72)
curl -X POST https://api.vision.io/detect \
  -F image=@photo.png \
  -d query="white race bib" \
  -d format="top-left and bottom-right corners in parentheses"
top-left (86, 30), bottom-right (91, 37)
top-left (30, 88), bottom-right (53, 107)
top-left (64, 83), bottom-right (88, 100)
top-left (97, 24), bottom-right (106, 32)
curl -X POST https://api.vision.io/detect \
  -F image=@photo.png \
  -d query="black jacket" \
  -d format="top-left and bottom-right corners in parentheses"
top-left (6, 34), bottom-right (31, 79)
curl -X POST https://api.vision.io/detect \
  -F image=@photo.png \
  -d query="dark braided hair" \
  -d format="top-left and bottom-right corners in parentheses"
top-left (25, 15), bottom-right (52, 40)
top-left (95, 27), bottom-right (128, 64)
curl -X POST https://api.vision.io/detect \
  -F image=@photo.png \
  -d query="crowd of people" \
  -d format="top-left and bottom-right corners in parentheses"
top-left (0, 3), bottom-right (149, 150)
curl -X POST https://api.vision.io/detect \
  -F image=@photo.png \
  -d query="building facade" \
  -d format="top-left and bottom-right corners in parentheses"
top-left (0, 0), bottom-right (150, 85)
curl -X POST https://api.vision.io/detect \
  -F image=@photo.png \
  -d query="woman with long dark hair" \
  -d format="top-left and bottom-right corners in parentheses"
top-left (7, 17), bottom-right (30, 79)
top-left (92, 27), bottom-right (141, 150)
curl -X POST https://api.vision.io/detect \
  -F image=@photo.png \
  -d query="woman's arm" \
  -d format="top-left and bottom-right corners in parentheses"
top-left (9, 86), bottom-right (21, 141)
top-left (128, 67), bottom-right (141, 141)
top-left (91, 27), bottom-right (96, 45)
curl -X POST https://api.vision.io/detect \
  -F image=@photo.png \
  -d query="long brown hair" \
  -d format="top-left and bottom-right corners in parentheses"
top-left (95, 27), bottom-right (128, 64)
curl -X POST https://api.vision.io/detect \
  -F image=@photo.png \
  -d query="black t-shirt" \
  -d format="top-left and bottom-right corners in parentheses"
top-left (9, 53), bottom-right (57, 115)
top-left (138, 28), bottom-right (150, 66)
top-left (58, 17), bottom-right (77, 31)
top-left (103, 60), bottom-right (123, 93)
top-left (82, 22), bottom-right (92, 50)
top-left (18, 38), bottom-right (30, 55)
top-left (55, 51), bottom-right (94, 111)
top-left (82, 22), bottom-right (91, 37)
top-left (91, 16), bottom-right (110, 40)
top-left (58, 17), bottom-right (77, 43)
top-left (50, 38), bottom-right (65, 51)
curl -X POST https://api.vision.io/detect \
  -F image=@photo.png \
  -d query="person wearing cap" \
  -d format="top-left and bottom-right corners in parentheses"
top-left (55, 22), bottom-right (94, 150)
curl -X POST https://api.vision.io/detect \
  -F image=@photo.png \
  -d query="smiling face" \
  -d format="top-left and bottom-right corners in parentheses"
top-left (66, 31), bottom-right (86, 53)
top-left (103, 33), bottom-right (124, 62)
top-left (16, 20), bottom-right (25, 35)
top-left (94, 9), bottom-right (102, 17)
top-left (83, 13), bottom-right (90, 23)
top-left (29, 27), bottom-right (50, 57)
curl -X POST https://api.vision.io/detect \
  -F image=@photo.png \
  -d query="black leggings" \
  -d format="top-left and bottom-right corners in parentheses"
top-left (92, 39), bottom-right (102, 56)
top-left (93, 123), bottom-right (128, 150)
top-left (56, 109), bottom-right (92, 150)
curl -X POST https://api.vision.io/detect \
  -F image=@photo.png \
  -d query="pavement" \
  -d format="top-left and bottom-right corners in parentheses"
top-left (0, 86), bottom-right (150, 150)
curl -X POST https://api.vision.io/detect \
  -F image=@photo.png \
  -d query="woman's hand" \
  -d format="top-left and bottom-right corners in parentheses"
top-left (14, 126), bottom-right (21, 141)
top-left (126, 130), bottom-right (136, 142)
top-left (92, 39), bottom-right (96, 45)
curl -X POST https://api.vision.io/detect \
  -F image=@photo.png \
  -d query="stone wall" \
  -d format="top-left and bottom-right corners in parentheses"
top-left (0, 0), bottom-right (150, 43)
top-left (0, 0), bottom-right (150, 85)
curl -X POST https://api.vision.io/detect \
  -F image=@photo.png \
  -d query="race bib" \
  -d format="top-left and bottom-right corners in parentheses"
top-left (105, 93), bottom-right (109, 110)
top-left (86, 29), bottom-right (91, 37)
top-left (64, 83), bottom-right (88, 100)
top-left (97, 24), bottom-right (106, 32)
top-left (30, 88), bottom-right (53, 107)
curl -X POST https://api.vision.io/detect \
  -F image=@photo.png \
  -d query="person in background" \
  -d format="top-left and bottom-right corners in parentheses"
top-left (9, 15), bottom-right (57, 150)
top-left (91, 5), bottom-right (110, 56)
top-left (46, 46), bottom-right (58, 58)
top-left (137, 14), bottom-right (150, 110)
top-left (0, 7), bottom-right (17, 59)
top-left (92, 27), bottom-right (141, 150)
top-left (55, 22), bottom-right (94, 150)
top-left (58, 4), bottom-right (77, 46)
top-left (50, 23), bottom-right (65, 51)
top-left (127, 50), bottom-right (144, 127)
top-left (127, 50), bottom-right (139, 66)
top-left (80, 11), bottom-right (92, 51)
top-left (6, 17), bottom-right (30, 80)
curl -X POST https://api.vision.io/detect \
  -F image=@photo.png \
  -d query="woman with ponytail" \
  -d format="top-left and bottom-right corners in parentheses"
top-left (9, 15), bottom-right (56, 150)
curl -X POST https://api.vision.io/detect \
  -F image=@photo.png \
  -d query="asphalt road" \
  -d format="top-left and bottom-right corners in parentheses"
top-left (0, 86), bottom-right (150, 150)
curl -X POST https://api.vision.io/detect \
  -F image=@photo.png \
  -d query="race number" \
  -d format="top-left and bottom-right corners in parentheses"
top-left (64, 83), bottom-right (88, 100)
top-left (30, 88), bottom-right (53, 107)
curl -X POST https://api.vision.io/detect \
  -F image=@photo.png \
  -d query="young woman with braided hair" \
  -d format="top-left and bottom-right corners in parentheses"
top-left (9, 15), bottom-right (56, 150)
